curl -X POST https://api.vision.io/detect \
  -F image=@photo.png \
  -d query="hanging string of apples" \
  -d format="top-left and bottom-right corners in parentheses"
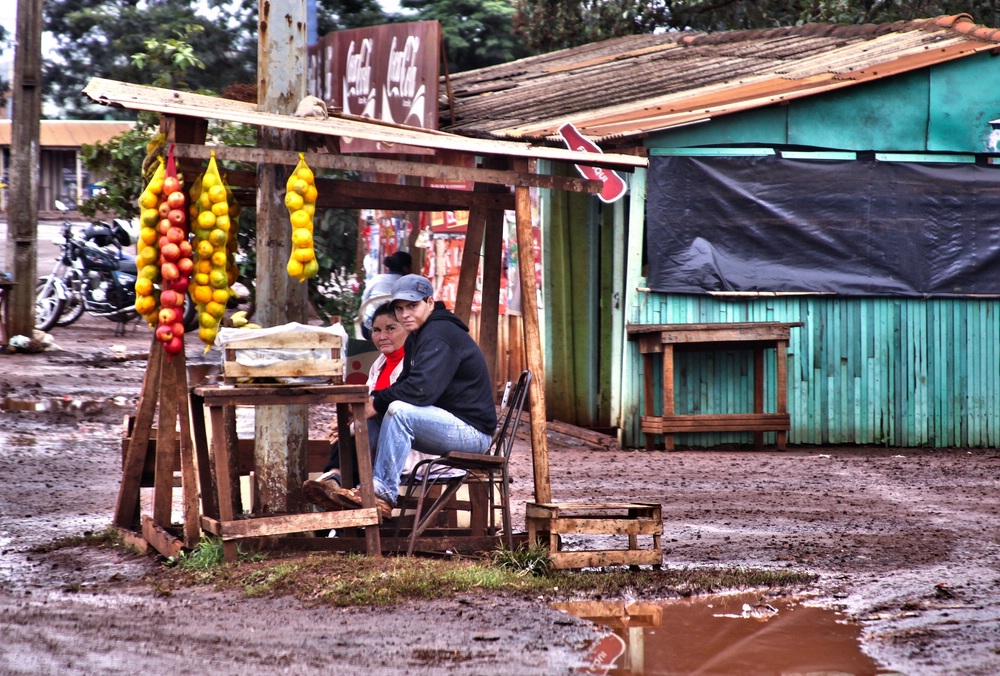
top-left (153, 145), bottom-right (193, 358)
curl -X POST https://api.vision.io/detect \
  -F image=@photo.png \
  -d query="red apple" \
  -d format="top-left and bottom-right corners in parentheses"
top-left (178, 240), bottom-right (192, 259)
top-left (171, 321), bottom-right (186, 337)
top-left (166, 226), bottom-right (186, 244)
top-left (166, 190), bottom-right (185, 210)
top-left (167, 209), bottom-right (186, 228)
top-left (160, 289), bottom-right (178, 308)
top-left (163, 176), bottom-right (181, 195)
top-left (159, 306), bottom-right (180, 325)
top-left (158, 219), bottom-right (171, 235)
top-left (161, 261), bottom-right (180, 281)
top-left (155, 323), bottom-right (174, 343)
top-left (158, 201), bottom-right (170, 219)
top-left (164, 335), bottom-right (185, 355)
top-left (160, 243), bottom-right (180, 263)
top-left (158, 235), bottom-right (170, 251)
top-left (171, 277), bottom-right (189, 295)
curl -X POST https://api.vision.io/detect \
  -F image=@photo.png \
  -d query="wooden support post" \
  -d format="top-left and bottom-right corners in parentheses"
top-left (115, 338), bottom-right (164, 529)
top-left (255, 0), bottom-right (309, 514)
top-left (513, 159), bottom-right (551, 504)
top-left (152, 353), bottom-right (178, 526)
top-left (454, 197), bottom-right (486, 325)
top-left (480, 204), bottom-right (504, 391)
top-left (753, 347), bottom-right (764, 450)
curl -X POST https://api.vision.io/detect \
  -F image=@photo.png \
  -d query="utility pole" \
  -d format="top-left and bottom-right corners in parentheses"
top-left (5, 0), bottom-right (43, 339)
top-left (254, 0), bottom-right (309, 513)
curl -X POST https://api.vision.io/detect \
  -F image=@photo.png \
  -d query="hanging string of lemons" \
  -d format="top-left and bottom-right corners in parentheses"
top-left (285, 153), bottom-right (319, 282)
top-left (134, 157), bottom-right (165, 326)
top-left (191, 151), bottom-right (231, 350)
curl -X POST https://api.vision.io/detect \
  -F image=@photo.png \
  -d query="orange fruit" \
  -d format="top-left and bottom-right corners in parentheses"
top-left (209, 269), bottom-right (229, 289)
top-left (196, 240), bottom-right (215, 259)
top-left (135, 295), bottom-right (157, 316)
top-left (293, 247), bottom-right (315, 263)
top-left (193, 285), bottom-right (213, 305)
top-left (215, 214), bottom-right (231, 232)
top-left (140, 227), bottom-right (158, 246)
top-left (194, 272), bottom-right (210, 287)
top-left (138, 246), bottom-right (159, 266)
top-left (302, 258), bottom-right (319, 279)
top-left (290, 210), bottom-right (311, 230)
top-left (197, 211), bottom-right (216, 229)
top-left (134, 277), bottom-right (153, 296)
top-left (291, 178), bottom-right (309, 196)
top-left (208, 184), bottom-right (227, 203)
top-left (304, 185), bottom-right (318, 204)
top-left (297, 165), bottom-right (314, 184)
top-left (208, 229), bottom-right (227, 247)
top-left (196, 259), bottom-right (213, 275)
top-left (212, 288), bottom-right (230, 305)
top-left (205, 300), bottom-right (226, 318)
top-left (211, 250), bottom-right (228, 268)
top-left (211, 201), bottom-right (229, 217)
top-left (199, 311), bottom-right (217, 329)
top-left (198, 327), bottom-right (218, 345)
top-left (292, 227), bottom-right (312, 247)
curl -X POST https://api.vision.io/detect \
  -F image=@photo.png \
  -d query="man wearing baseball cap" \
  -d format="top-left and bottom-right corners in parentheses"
top-left (312, 274), bottom-right (497, 517)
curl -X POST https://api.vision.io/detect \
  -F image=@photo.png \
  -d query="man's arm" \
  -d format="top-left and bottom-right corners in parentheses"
top-left (372, 336), bottom-right (460, 413)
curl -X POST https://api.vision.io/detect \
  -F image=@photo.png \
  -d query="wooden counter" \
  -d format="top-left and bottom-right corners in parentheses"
top-left (627, 322), bottom-right (802, 451)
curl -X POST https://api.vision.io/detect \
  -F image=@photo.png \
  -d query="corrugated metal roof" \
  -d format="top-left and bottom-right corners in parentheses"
top-left (81, 78), bottom-right (645, 170)
top-left (0, 120), bottom-right (134, 147)
top-left (440, 14), bottom-right (1000, 144)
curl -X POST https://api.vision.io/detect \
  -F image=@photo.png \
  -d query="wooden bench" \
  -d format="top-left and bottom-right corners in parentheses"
top-left (627, 322), bottom-right (802, 451)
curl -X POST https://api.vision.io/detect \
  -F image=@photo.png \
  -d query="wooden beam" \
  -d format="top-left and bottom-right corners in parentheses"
top-left (513, 158), bottom-right (551, 504)
top-left (170, 143), bottom-right (602, 194)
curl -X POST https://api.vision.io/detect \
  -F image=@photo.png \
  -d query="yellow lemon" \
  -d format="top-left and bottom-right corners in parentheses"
top-left (292, 227), bottom-right (312, 247)
top-left (139, 190), bottom-right (158, 210)
top-left (215, 214), bottom-right (231, 232)
top-left (196, 240), bottom-right (215, 260)
top-left (284, 191), bottom-right (304, 212)
top-left (207, 184), bottom-right (227, 203)
top-left (302, 203), bottom-right (315, 218)
top-left (206, 300), bottom-right (226, 318)
top-left (197, 210), bottom-right (216, 229)
top-left (211, 201), bottom-right (229, 217)
top-left (134, 277), bottom-right (153, 296)
top-left (199, 311), bottom-right (217, 329)
top-left (290, 210), bottom-right (311, 230)
top-left (138, 246), bottom-right (159, 266)
top-left (140, 227), bottom-right (158, 246)
top-left (291, 178), bottom-right (309, 196)
top-left (297, 165), bottom-right (314, 184)
top-left (147, 177), bottom-right (164, 195)
top-left (286, 258), bottom-right (304, 278)
top-left (211, 250), bottom-right (228, 268)
top-left (302, 258), bottom-right (319, 279)
top-left (193, 285), bottom-right (214, 305)
top-left (202, 171), bottom-right (219, 189)
top-left (194, 272), bottom-right (210, 286)
top-left (293, 247), bottom-right (315, 263)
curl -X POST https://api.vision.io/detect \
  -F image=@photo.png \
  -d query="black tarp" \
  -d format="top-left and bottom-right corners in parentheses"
top-left (646, 155), bottom-right (1000, 297)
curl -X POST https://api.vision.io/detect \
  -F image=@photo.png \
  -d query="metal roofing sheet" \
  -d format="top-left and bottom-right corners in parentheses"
top-left (0, 120), bottom-right (134, 147)
top-left (440, 14), bottom-right (1000, 144)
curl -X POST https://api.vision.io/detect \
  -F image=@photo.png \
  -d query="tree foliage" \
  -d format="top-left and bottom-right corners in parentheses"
top-left (400, 0), bottom-right (533, 72)
top-left (43, 0), bottom-right (256, 118)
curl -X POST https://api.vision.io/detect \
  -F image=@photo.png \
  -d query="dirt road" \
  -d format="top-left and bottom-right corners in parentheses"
top-left (1, 314), bottom-right (998, 674)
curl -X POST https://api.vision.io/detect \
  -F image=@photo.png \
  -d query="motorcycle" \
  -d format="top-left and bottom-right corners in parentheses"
top-left (35, 201), bottom-right (196, 335)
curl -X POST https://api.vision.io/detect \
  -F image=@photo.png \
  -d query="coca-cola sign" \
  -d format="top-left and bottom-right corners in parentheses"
top-left (309, 21), bottom-right (440, 154)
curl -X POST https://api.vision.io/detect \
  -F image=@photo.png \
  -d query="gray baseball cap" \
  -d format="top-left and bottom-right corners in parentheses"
top-left (390, 274), bottom-right (434, 303)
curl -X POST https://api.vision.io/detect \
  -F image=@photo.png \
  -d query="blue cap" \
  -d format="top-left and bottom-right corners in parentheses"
top-left (390, 274), bottom-right (434, 303)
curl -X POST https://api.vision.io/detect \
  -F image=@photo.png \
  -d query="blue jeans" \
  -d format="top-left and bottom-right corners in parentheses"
top-left (372, 401), bottom-right (492, 505)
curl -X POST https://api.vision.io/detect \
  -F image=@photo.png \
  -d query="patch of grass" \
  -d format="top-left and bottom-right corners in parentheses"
top-left (157, 549), bottom-right (816, 609)
top-left (488, 543), bottom-right (552, 576)
top-left (28, 526), bottom-right (123, 554)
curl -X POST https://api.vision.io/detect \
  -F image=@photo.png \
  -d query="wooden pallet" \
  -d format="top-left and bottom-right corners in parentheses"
top-left (525, 502), bottom-right (663, 569)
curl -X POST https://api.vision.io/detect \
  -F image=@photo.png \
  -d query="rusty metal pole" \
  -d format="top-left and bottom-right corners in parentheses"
top-left (5, 0), bottom-right (43, 340)
top-left (255, 0), bottom-right (310, 513)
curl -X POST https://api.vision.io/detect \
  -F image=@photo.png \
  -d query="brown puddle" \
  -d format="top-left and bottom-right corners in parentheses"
top-left (554, 592), bottom-right (895, 675)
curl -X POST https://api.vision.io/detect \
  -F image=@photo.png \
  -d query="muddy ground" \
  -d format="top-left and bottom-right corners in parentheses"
top-left (1, 314), bottom-right (999, 675)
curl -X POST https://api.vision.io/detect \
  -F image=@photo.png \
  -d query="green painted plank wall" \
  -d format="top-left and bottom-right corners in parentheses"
top-left (624, 294), bottom-right (1000, 448)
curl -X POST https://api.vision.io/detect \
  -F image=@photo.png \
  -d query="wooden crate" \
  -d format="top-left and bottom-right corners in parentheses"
top-left (222, 330), bottom-right (343, 384)
top-left (526, 502), bottom-right (663, 570)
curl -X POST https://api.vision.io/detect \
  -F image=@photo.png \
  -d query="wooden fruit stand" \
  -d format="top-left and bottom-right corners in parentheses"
top-left (85, 77), bottom-right (650, 561)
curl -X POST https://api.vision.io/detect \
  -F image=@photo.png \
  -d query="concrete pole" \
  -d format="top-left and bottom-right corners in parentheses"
top-left (255, 0), bottom-right (310, 513)
top-left (5, 0), bottom-right (43, 339)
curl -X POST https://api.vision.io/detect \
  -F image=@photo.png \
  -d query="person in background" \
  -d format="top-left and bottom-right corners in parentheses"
top-left (303, 302), bottom-right (406, 506)
top-left (322, 274), bottom-right (497, 519)
top-left (359, 251), bottom-right (411, 340)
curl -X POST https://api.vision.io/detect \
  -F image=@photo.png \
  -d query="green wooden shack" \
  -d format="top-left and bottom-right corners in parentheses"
top-left (441, 14), bottom-right (1000, 449)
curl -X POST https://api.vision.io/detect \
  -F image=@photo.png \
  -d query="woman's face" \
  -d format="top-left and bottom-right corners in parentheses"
top-left (371, 313), bottom-right (407, 355)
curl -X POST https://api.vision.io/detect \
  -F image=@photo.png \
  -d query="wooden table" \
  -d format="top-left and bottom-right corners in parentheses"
top-left (627, 322), bottom-right (802, 451)
top-left (190, 383), bottom-right (381, 561)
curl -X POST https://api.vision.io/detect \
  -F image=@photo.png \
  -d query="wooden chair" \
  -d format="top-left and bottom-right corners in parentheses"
top-left (396, 370), bottom-right (532, 556)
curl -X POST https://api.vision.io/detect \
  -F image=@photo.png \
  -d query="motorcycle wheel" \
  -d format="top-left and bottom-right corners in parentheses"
top-left (55, 271), bottom-right (85, 328)
top-left (34, 277), bottom-right (65, 332)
